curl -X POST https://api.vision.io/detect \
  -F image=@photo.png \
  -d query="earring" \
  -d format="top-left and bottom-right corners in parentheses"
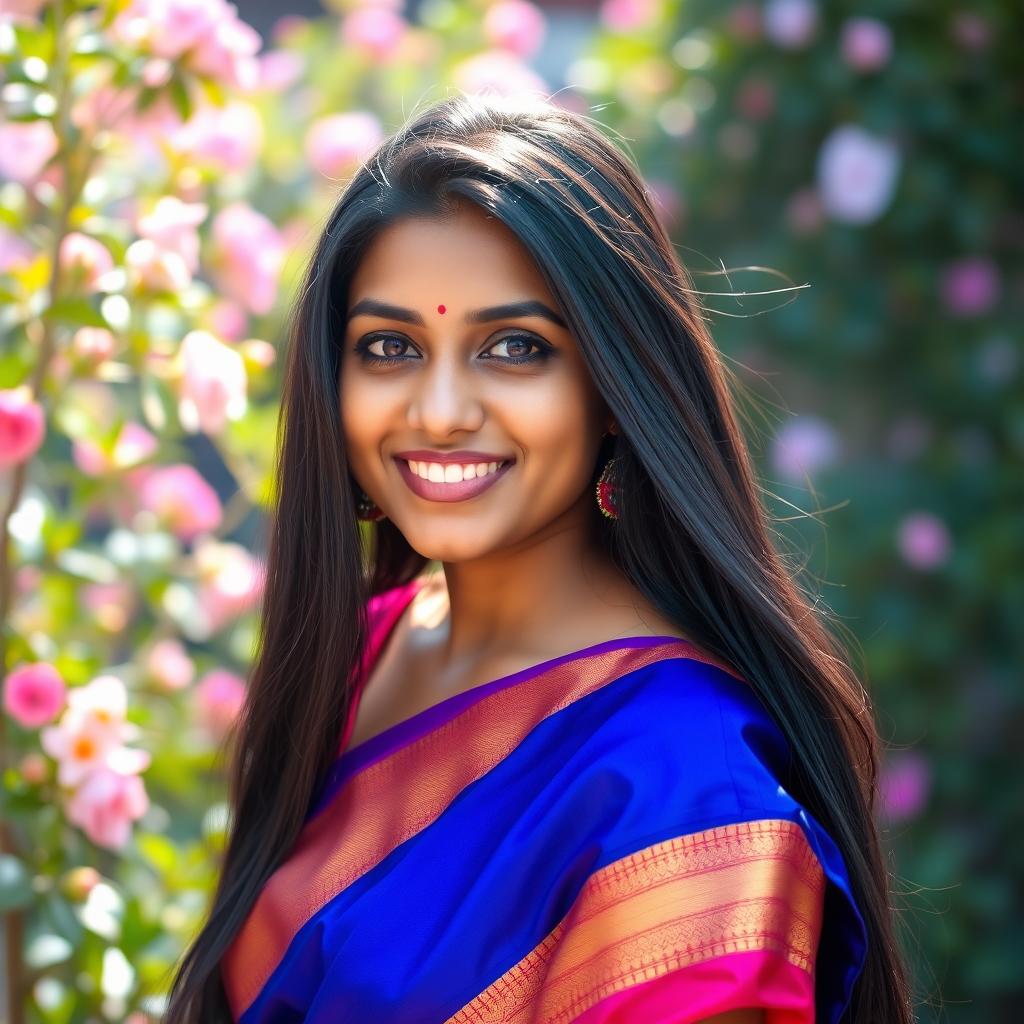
top-left (355, 487), bottom-right (387, 522)
top-left (595, 455), bottom-right (620, 520)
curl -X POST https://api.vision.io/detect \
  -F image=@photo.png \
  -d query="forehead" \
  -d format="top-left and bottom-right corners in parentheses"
top-left (347, 205), bottom-right (555, 308)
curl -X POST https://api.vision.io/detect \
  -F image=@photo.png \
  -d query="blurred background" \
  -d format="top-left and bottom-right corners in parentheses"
top-left (0, 0), bottom-right (1019, 1020)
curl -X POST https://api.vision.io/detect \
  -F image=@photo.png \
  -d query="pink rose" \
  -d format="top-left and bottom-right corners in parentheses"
top-left (194, 668), bottom-right (247, 740)
top-left (65, 768), bottom-right (149, 850)
top-left (0, 388), bottom-right (45, 467)
top-left (138, 463), bottom-right (223, 541)
top-left (177, 330), bottom-right (248, 435)
top-left (137, 196), bottom-right (208, 276)
top-left (145, 638), bottom-right (196, 692)
top-left (483, 0), bottom-right (546, 59)
top-left (339, 6), bottom-right (407, 61)
top-left (3, 662), bottom-right (66, 729)
top-left (194, 539), bottom-right (265, 634)
top-left (210, 203), bottom-right (286, 316)
top-left (305, 112), bottom-right (384, 180)
top-left (599, 0), bottom-right (658, 32)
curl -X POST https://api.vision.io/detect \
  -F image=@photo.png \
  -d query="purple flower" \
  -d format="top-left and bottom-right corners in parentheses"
top-left (763, 0), bottom-right (818, 49)
top-left (770, 416), bottom-right (841, 482)
top-left (897, 512), bottom-right (952, 570)
top-left (817, 124), bottom-right (900, 225)
top-left (879, 750), bottom-right (931, 823)
top-left (840, 17), bottom-right (893, 72)
top-left (940, 257), bottom-right (1000, 317)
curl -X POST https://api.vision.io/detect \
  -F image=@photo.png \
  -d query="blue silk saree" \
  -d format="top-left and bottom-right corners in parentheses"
top-left (221, 577), bottom-right (866, 1022)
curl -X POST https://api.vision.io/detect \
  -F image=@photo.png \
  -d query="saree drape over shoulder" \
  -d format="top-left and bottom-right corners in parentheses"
top-left (221, 579), bottom-right (867, 1023)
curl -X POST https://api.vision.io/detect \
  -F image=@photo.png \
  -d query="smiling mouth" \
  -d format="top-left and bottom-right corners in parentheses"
top-left (393, 456), bottom-right (515, 502)
top-left (400, 457), bottom-right (513, 484)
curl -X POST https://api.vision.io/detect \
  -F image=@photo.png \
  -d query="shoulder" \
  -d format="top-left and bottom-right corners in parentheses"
top-left (604, 650), bottom-right (796, 822)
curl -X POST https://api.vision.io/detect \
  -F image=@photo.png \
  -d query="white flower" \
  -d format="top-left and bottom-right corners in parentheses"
top-left (816, 124), bottom-right (900, 225)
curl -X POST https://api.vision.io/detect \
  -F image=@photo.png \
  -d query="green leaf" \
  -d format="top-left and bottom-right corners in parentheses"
top-left (48, 295), bottom-right (109, 329)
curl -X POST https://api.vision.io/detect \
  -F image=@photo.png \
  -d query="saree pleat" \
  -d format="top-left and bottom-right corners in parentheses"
top-left (221, 579), bottom-right (866, 1023)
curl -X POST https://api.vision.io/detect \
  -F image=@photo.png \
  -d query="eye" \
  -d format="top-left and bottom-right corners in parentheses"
top-left (480, 333), bottom-right (552, 364)
top-left (354, 334), bottom-right (417, 365)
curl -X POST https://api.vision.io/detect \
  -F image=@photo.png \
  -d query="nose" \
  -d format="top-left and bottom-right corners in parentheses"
top-left (407, 349), bottom-right (485, 437)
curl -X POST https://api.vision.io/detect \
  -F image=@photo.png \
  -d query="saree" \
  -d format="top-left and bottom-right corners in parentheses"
top-left (221, 577), bottom-right (867, 1023)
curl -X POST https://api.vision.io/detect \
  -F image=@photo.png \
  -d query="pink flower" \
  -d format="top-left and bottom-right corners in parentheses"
top-left (40, 675), bottom-right (146, 787)
top-left (72, 421), bottom-right (158, 476)
top-left (897, 512), bottom-right (952, 570)
top-left (770, 415), bottom-right (840, 482)
top-left (3, 662), bottom-right (66, 729)
top-left (125, 238), bottom-right (192, 293)
top-left (71, 327), bottom-right (117, 364)
top-left (879, 750), bottom-right (931, 823)
top-left (205, 299), bottom-right (248, 342)
top-left (840, 17), bottom-right (893, 73)
top-left (483, 0), bottom-right (546, 58)
top-left (81, 580), bottom-right (137, 634)
top-left (763, 0), bottom-right (818, 49)
top-left (111, 0), bottom-right (261, 91)
top-left (0, 120), bottom-right (59, 184)
top-left (137, 196), bottom-right (208, 276)
top-left (258, 50), bottom-right (305, 92)
top-left (65, 768), bottom-right (149, 850)
top-left (451, 51), bottom-right (549, 99)
top-left (0, 387), bottom-right (45, 467)
top-left (0, 225), bottom-right (35, 273)
top-left (177, 330), bottom-right (248, 435)
top-left (210, 203), bottom-right (286, 316)
top-left (145, 638), bottom-right (196, 692)
top-left (58, 233), bottom-right (115, 292)
top-left (305, 111), bottom-right (384, 180)
top-left (599, 0), bottom-right (658, 32)
top-left (340, 5), bottom-right (407, 61)
top-left (194, 668), bottom-right (247, 740)
top-left (19, 752), bottom-right (49, 785)
top-left (138, 463), bottom-right (223, 540)
top-left (171, 101), bottom-right (264, 173)
top-left (940, 257), bottom-right (1000, 317)
top-left (194, 538), bottom-right (265, 634)
top-left (189, 10), bottom-right (262, 91)
top-left (816, 124), bottom-right (900, 225)
top-left (0, 0), bottom-right (48, 24)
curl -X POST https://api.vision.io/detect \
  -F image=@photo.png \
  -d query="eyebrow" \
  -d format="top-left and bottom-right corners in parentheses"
top-left (346, 298), bottom-right (567, 329)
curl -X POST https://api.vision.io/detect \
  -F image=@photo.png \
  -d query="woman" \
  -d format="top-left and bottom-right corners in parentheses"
top-left (165, 92), bottom-right (913, 1022)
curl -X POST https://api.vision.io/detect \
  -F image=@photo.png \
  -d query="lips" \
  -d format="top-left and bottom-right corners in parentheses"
top-left (394, 456), bottom-right (514, 503)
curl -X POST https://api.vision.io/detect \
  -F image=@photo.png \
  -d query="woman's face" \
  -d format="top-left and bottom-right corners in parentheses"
top-left (339, 202), bottom-right (611, 563)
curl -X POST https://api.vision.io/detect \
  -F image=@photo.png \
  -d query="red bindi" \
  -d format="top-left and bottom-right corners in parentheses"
top-left (437, 304), bottom-right (446, 314)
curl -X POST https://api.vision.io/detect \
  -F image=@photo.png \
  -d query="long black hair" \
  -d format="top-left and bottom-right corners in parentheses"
top-left (164, 91), bottom-right (912, 1022)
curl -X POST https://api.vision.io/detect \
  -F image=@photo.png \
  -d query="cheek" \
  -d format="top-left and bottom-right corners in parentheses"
top-left (339, 373), bottom-right (389, 475)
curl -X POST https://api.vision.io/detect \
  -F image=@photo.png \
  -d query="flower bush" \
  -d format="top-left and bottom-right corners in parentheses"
top-left (0, 0), bottom-right (1015, 1020)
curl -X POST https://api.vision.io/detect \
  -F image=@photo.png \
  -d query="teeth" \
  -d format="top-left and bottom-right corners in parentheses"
top-left (407, 460), bottom-right (506, 483)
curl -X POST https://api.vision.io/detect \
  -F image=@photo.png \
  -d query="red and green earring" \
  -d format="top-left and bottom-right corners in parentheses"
top-left (595, 456), bottom-right (620, 520)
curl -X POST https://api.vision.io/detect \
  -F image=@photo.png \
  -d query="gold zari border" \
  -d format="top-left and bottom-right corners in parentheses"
top-left (445, 818), bottom-right (825, 1024)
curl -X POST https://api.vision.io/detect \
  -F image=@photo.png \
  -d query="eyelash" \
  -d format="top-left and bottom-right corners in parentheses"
top-left (353, 332), bottom-right (553, 367)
